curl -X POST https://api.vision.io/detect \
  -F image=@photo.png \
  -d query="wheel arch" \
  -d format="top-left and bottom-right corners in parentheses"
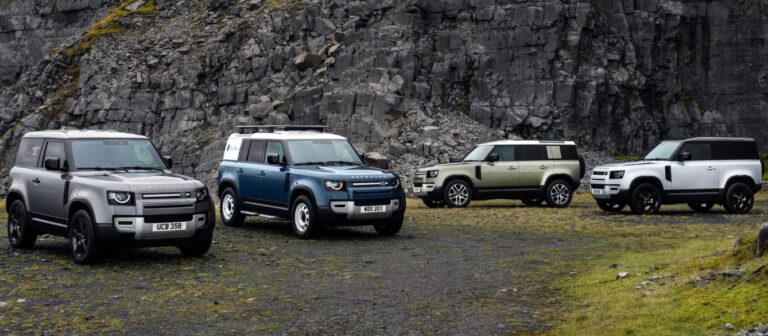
top-left (289, 186), bottom-right (318, 208)
top-left (544, 174), bottom-right (575, 189)
top-left (68, 200), bottom-right (95, 226)
top-left (724, 175), bottom-right (758, 192)
top-left (217, 179), bottom-right (238, 198)
top-left (443, 175), bottom-right (475, 189)
top-left (6, 191), bottom-right (24, 212)
top-left (629, 176), bottom-right (664, 192)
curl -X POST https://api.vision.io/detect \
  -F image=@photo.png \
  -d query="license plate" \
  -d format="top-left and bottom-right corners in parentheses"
top-left (153, 222), bottom-right (186, 232)
top-left (413, 187), bottom-right (422, 193)
top-left (591, 189), bottom-right (604, 195)
top-left (361, 205), bottom-right (386, 213)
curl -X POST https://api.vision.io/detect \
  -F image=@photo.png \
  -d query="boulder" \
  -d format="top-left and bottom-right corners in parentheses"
top-left (364, 152), bottom-right (390, 170)
top-left (293, 53), bottom-right (323, 71)
top-left (757, 223), bottom-right (768, 257)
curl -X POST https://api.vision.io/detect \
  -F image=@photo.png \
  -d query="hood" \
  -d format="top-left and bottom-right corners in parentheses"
top-left (594, 160), bottom-right (668, 170)
top-left (292, 165), bottom-right (396, 180)
top-left (73, 171), bottom-right (203, 192)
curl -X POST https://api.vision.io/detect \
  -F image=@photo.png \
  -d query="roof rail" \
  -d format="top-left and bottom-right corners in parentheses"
top-left (236, 125), bottom-right (328, 134)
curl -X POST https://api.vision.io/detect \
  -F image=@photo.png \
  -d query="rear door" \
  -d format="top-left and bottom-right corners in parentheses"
top-left (237, 140), bottom-right (267, 211)
top-left (477, 145), bottom-right (519, 189)
top-left (517, 145), bottom-right (548, 188)
top-left (253, 141), bottom-right (290, 214)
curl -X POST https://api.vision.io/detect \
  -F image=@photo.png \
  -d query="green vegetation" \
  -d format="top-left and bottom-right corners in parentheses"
top-left (614, 154), bottom-right (640, 161)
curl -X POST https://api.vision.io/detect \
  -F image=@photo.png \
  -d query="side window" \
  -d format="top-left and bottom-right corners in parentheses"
top-left (265, 141), bottom-right (285, 164)
top-left (517, 145), bottom-right (545, 161)
top-left (246, 140), bottom-right (266, 163)
top-left (15, 138), bottom-right (43, 167)
top-left (712, 142), bottom-right (759, 160)
top-left (679, 143), bottom-right (711, 161)
top-left (561, 145), bottom-right (579, 160)
top-left (488, 146), bottom-right (515, 161)
top-left (546, 146), bottom-right (562, 159)
top-left (43, 141), bottom-right (68, 169)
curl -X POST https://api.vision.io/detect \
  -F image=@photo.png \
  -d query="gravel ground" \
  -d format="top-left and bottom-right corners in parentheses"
top-left (0, 199), bottom-right (579, 335)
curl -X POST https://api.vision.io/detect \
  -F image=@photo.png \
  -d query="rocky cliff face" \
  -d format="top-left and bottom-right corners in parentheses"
top-left (0, 0), bottom-right (766, 192)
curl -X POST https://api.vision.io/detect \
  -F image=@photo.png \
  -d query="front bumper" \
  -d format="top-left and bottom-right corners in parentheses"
top-left (589, 177), bottom-right (629, 202)
top-left (412, 183), bottom-right (440, 197)
top-left (329, 198), bottom-right (402, 220)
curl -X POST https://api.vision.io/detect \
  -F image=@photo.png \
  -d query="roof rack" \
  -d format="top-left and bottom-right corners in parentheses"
top-left (236, 125), bottom-right (328, 134)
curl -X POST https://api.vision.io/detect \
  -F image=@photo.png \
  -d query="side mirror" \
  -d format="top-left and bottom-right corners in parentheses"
top-left (44, 157), bottom-right (62, 171)
top-left (163, 155), bottom-right (173, 169)
top-left (679, 152), bottom-right (691, 161)
top-left (488, 153), bottom-right (500, 162)
top-left (267, 154), bottom-right (282, 165)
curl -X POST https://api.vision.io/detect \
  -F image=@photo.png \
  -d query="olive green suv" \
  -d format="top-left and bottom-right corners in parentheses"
top-left (413, 140), bottom-right (585, 208)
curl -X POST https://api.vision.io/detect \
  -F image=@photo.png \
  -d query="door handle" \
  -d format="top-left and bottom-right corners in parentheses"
top-left (539, 165), bottom-right (548, 169)
top-left (237, 168), bottom-right (244, 174)
top-left (507, 166), bottom-right (518, 170)
top-left (259, 171), bottom-right (266, 177)
top-left (706, 166), bottom-right (716, 171)
top-left (32, 178), bottom-right (40, 184)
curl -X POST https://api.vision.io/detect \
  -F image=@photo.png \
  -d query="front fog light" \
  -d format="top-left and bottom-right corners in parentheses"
top-left (107, 191), bottom-right (134, 206)
top-left (325, 181), bottom-right (346, 191)
top-left (196, 188), bottom-right (209, 201)
top-left (427, 170), bottom-right (439, 178)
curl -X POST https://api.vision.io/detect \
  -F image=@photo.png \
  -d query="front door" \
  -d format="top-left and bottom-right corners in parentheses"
top-left (669, 142), bottom-right (720, 199)
top-left (476, 145), bottom-right (519, 195)
top-left (29, 140), bottom-right (69, 227)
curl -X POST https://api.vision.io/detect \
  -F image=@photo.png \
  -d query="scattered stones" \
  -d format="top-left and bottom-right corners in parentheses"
top-left (608, 263), bottom-right (618, 269)
top-left (616, 272), bottom-right (630, 280)
top-left (0, 302), bottom-right (6, 307)
top-left (735, 323), bottom-right (768, 336)
top-left (725, 323), bottom-right (735, 330)
top-left (757, 223), bottom-right (768, 257)
top-left (293, 53), bottom-right (323, 71)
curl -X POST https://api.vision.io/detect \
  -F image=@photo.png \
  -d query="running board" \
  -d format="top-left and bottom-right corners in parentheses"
top-left (240, 210), bottom-right (279, 220)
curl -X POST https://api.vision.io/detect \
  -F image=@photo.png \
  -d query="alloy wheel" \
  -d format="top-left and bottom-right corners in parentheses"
top-left (8, 203), bottom-right (22, 244)
top-left (729, 187), bottom-right (753, 212)
top-left (70, 216), bottom-right (89, 260)
top-left (448, 183), bottom-right (469, 206)
top-left (549, 183), bottom-right (570, 206)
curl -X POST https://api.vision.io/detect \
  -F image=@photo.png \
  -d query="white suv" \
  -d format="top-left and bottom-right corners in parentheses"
top-left (590, 137), bottom-right (764, 214)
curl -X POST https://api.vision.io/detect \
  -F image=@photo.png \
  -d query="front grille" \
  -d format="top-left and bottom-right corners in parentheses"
top-left (142, 192), bottom-right (192, 199)
top-left (352, 181), bottom-right (388, 187)
top-left (354, 199), bottom-right (392, 206)
top-left (591, 184), bottom-right (606, 189)
top-left (144, 214), bottom-right (193, 223)
top-left (593, 171), bottom-right (608, 176)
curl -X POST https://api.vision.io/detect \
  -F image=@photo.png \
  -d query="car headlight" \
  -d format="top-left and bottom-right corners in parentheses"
top-left (610, 170), bottom-right (625, 179)
top-left (393, 178), bottom-right (401, 189)
top-left (196, 188), bottom-right (209, 201)
top-left (325, 180), bottom-right (346, 191)
top-left (427, 170), bottom-right (439, 178)
top-left (107, 191), bottom-right (135, 206)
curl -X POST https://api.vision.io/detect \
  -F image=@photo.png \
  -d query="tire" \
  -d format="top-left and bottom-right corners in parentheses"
top-left (374, 212), bottom-right (404, 236)
top-left (521, 198), bottom-right (544, 206)
top-left (220, 187), bottom-right (245, 227)
top-left (596, 200), bottom-right (626, 212)
top-left (7, 200), bottom-right (37, 248)
top-left (291, 195), bottom-right (322, 239)
top-left (443, 179), bottom-right (472, 208)
top-left (723, 182), bottom-right (754, 214)
top-left (69, 209), bottom-right (100, 265)
top-left (179, 228), bottom-right (213, 257)
top-left (421, 198), bottom-right (445, 208)
top-left (545, 179), bottom-right (573, 208)
top-left (688, 201), bottom-right (715, 213)
top-left (629, 183), bottom-right (662, 215)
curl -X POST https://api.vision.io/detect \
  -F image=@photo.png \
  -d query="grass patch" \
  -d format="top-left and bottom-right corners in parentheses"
top-left (614, 155), bottom-right (640, 161)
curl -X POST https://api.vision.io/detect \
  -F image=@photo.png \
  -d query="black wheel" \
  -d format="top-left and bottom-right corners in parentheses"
top-left (597, 200), bottom-right (626, 212)
top-left (220, 187), bottom-right (245, 227)
top-left (545, 179), bottom-right (573, 208)
top-left (291, 195), bottom-right (322, 239)
top-left (629, 183), bottom-right (662, 215)
top-left (521, 198), bottom-right (544, 206)
top-left (69, 209), bottom-right (100, 265)
top-left (688, 201), bottom-right (715, 213)
top-left (374, 212), bottom-right (404, 236)
top-left (7, 200), bottom-right (37, 248)
top-left (443, 179), bottom-right (472, 208)
top-left (723, 182), bottom-right (754, 214)
top-left (179, 227), bottom-right (214, 257)
top-left (421, 198), bottom-right (445, 208)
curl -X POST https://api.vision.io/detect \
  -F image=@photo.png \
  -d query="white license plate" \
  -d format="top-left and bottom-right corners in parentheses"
top-left (413, 187), bottom-right (422, 193)
top-left (361, 205), bottom-right (387, 213)
top-left (153, 222), bottom-right (186, 232)
top-left (591, 189), bottom-right (604, 195)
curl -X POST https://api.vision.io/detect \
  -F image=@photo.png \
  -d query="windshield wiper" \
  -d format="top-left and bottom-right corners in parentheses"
top-left (77, 167), bottom-right (128, 172)
top-left (294, 161), bottom-right (326, 166)
top-left (324, 161), bottom-right (360, 166)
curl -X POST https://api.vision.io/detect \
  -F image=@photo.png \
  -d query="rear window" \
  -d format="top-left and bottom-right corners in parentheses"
top-left (712, 141), bottom-right (759, 160)
top-left (245, 140), bottom-right (265, 163)
top-left (15, 138), bottom-right (43, 167)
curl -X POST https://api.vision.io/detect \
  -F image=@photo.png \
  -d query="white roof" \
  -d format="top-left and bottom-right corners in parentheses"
top-left (480, 140), bottom-right (576, 146)
top-left (228, 131), bottom-right (346, 141)
top-left (23, 130), bottom-right (147, 140)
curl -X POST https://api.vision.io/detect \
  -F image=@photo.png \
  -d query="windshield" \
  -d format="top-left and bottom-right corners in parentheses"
top-left (463, 145), bottom-right (493, 161)
top-left (287, 140), bottom-right (362, 165)
top-left (71, 139), bottom-right (167, 170)
top-left (643, 141), bottom-right (681, 160)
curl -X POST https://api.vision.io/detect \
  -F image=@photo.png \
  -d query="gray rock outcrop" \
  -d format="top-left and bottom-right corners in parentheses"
top-left (0, 0), bottom-right (767, 192)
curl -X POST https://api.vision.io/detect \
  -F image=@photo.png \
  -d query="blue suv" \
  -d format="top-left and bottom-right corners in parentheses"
top-left (217, 126), bottom-right (406, 238)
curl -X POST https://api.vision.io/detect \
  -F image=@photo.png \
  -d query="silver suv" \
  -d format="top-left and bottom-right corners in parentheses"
top-left (5, 130), bottom-right (214, 264)
top-left (590, 137), bottom-right (764, 214)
